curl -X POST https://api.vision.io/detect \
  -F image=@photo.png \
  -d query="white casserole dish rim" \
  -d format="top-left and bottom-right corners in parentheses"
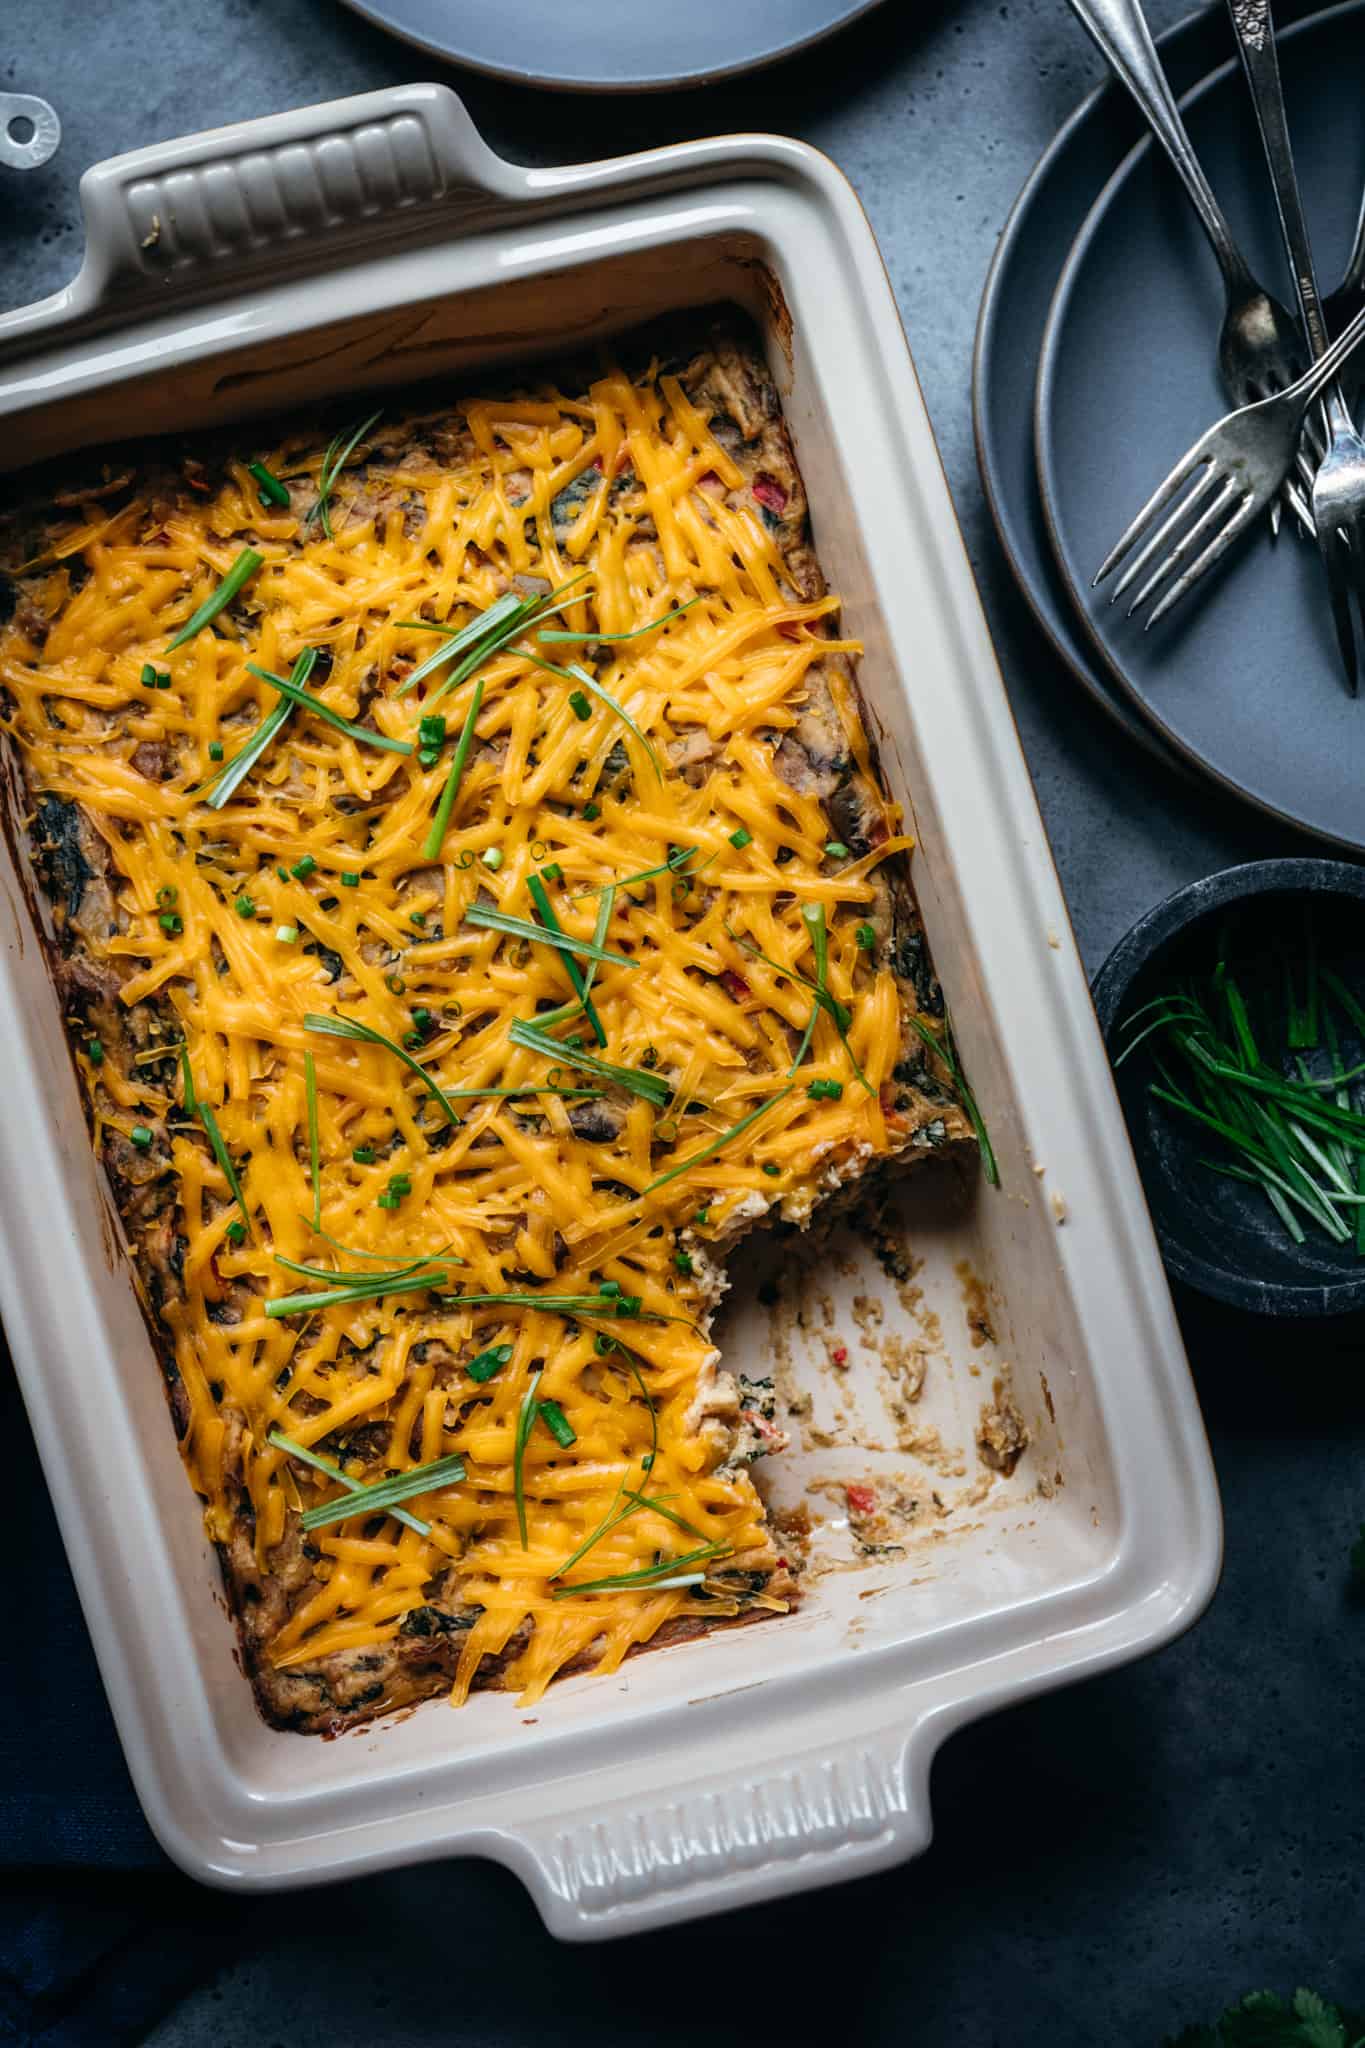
top-left (0, 85), bottom-right (1221, 1938)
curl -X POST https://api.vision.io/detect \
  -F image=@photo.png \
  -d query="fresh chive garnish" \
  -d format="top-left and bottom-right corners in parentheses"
top-left (906, 1014), bottom-right (998, 1185)
top-left (582, 846), bottom-right (702, 899)
top-left (442, 1084), bottom-right (601, 1100)
top-left (87, 1037), bottom-right (103, 1065)
top-left (341, 872), bottom-right (360, 888)
top-left (305, 1051), bottom-right (321, 1230)
top-left (466, 1343), bottom-right (514, 1383)
top-left (643, 1083), bottom-right (795, 1195)
top-left (508, 1017), bottom-right (670, 1107)
top-left (421, 676), bottom-right (484, 862)
top-left (234, 894), bottom-right (255, 917)
top-left (224, 1219), bottom-right (246, 1246)
top-left (291, 854), bottom-right (316, 879)
top-left (552, 1541), bottom-right (730, 1599)
top-left (247, 461), bottom-right (291, 509)
top-left (208, 741), bottom-right (224, 762)
top-left (130, 1125), bottom-right (153, 1149)
top-left (246, 661), bottom-right (412, 756)
top-left (197, 1096), bottom-right (253, 1233)
top-left (395, 591), bottom-right (524, 699)
top-left (166, 546), bottom-right (263, 651)
top-left (807, 1077), bottom-right (844, 1100)
top-left (513, 1374), bottom-right (540, 1547)
top-left (464, 902), bottom-right (635, 971)
top-left (307, 410), bottom-right (381, 539)
top-left (265, 1266), bottom-right (451, 1319)
top-left (305, 1011), bottom-right (460, 1128)
top-left (551, 1355), bottom-right (660, 1579)
top-left (536, 596), bottom-right (698, 644)
top-left (299, 1450), bottom-right (465, 1532)
top-left (729, 826), bottom-right (752, 850)
top-left (541, 862), bottom-right (562, 882)
top-left (527, 871), bottom-right (607, 1048)
top-left (268, 1428), bottom-right (431, 1537)
top-left (276, 924), bottom-right (298, 945)
top-left (481, 847), bottom-right (503, 872)
top-left (731, 909), bottom-right (870, 1091)
top-left (525, 653), bottom-right (662, 779)
top-left (568, 689), bottom-right (592, 721)
top-left (203, 647), bottom-right (317, 810)
top-left (442, 1289), bottom-right (660, 1318)
top-left (824, 841), bottom-right (850, 860)
top-left (538, 1398), bottom-right (576, 1449)
top-left (855, 922), bottom-right (876, 950)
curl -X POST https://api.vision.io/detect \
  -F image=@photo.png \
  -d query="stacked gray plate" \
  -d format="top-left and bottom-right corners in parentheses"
top-left (975, 0), bottom-right (1365, 850)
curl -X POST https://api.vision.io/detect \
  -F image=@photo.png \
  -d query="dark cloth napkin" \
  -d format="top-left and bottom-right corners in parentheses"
top-left (2, 1356), bottom-right (257, 2047)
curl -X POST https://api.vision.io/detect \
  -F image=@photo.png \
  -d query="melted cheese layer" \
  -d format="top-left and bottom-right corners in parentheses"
top-left (2, 351), bottom-right (931, 1711)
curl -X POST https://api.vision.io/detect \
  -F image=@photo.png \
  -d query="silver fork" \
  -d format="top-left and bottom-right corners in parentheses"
top-left (1227, 0), bottom-right (1365, 691)
top-left (1094, 300), bottom-right (1365, 626)
top-left (1066, 0), bottom-right (1313, 536)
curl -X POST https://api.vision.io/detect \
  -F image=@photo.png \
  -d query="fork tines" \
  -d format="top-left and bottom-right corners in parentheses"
top-left (1093, 440), bottom-right (1258, 629)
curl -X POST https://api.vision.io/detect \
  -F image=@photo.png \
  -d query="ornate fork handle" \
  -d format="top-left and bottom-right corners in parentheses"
top-left (1065, 0), bottom-right (1256, 294)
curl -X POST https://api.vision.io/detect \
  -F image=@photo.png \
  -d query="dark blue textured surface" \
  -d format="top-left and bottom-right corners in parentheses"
top-left (3, 2), bottom-right (1364, 2042)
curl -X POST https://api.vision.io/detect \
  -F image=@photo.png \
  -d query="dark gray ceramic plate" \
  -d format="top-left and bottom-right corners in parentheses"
top-left (1036, 0), bottom-right (1365, 852)
top-left (335, 0), bottom-right (885, 91)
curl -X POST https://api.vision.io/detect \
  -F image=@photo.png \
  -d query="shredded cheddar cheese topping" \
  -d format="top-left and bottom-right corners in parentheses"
top-left (1, 352), bottom-right (934, 1710)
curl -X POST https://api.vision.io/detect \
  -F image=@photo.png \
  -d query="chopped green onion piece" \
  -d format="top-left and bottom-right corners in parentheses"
top-left (762, 1161), bottom-right (781, 1177)
top-left (307, 410), bottom-right (381, 540)
top-left (202, 647), bottom-right (316, 810)
top-left (508, 1017), bottom-right (670, 1107)
top-left (514, 1374), bottom-right (540, 1547)
top-left (538, 1398), bottom-right (577, 1449)
top-left (825, 841), bottom-right (850, 860)
top-left (246, 661), bottom-right (412, 756)
top-left (166, 546), bottom-right (263, 651)
top-left (674, 1250), bottom-right (694, 1274)
top-left (341, 871), bottom-right (360, 887)
top-left (156, 884), bottom-right (178, 907)
top-left (268, 1427), bottom-right (430, 1536)
top-left (140, 663), bottom-right (157, 686)
top-left (87, 1037), bottom-right (104, 1065)
top-left (694, 1207), bottom-right (709, 1224)
top-left (208, 741), bottom-right (224, 762)
top-left (388, 1172), bottom-right (412, 1198)
top-left (377, 1190), bottom-right (400, 1210)
top-left (396, 590), bottom-right (524, 699)
top-left (481, 847), bottom-right (504, 872)
top-left (729, 826), bottom-right (752, 850)
top-left (644, 1085), bottom-right (795, 1195)
top-left (418, 714), bottom-right (446, 745)
top-left (408, 910), bottom-right (427, 929)
top-left (130, 1124), bottom-right (153, 1149)
top-left (291, 854), bottom-right (316, 879)
top-left (466, 1343), bottom-right (514, 1384)
top-left (352, 1146), bottom-right (376, 1164)
top-left (224, 1218), bottom-right (247, 1246)
top-left (304, 1011), bottom-right (459, 1128)
top-left (807, 1078), bottom-right (844, 1101)
top-left (158, 911), bottom-right (183, 935)
top-left (422, 676), bottom-right (484, 862)
top-left (568, 689), bottom-right (592, 721)
top-left (537, 597), bottom-right (698, 645)
top-left (277, 865), bottom-right (290, 882)
top-left (234, 894), bottom-right (255, 918)
top-left (298, 1450), bottom-right (465, 1534)
top-left (598, 1280), bottom-right (622, 1297)
top-left (247, 461), bottom-right (291, 509)
top-left (276, 924), bottom-right (298, 945)
top-left (466, 901), bottom-right (634, 973)
top-left (855, 922), bottom-right (876, 950)
top-left (583, 802), bottom-right (601, 821)
top-left (154, 672), bottom-right (172, 689)
top-left (541, 863), bottom-right (562, 882)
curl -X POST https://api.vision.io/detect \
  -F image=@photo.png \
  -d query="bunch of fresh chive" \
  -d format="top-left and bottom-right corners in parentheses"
top-left (1118, 923), bottom-right (1365, 1254)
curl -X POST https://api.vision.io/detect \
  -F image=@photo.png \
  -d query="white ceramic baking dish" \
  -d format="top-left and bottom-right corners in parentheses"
top-left (0, 85), bottom-right (1221, 1938)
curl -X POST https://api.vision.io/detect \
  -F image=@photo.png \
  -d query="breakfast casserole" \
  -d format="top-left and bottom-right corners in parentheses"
top-left (0, 316), bottom-right (975, 1733)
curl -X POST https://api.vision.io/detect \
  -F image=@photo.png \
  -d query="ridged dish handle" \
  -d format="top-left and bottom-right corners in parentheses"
top-left (69, 85), bottom-right (519, 322)
top-left (503, 1723), bottom-right (933, 1939)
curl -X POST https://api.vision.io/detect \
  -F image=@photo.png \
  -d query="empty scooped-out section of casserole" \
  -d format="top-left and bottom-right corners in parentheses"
top-left (0, 316), bottom-right (974, 1733)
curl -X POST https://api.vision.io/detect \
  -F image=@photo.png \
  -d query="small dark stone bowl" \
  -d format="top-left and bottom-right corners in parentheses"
top-left (1091, 859), bottom-right (1365, 1318)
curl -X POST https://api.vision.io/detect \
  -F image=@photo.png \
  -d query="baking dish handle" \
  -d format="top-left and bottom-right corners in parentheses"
top-left (21, 84), bottom-right (524, 340)
top-left (498, 1719), bottom-right (936, 1939)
